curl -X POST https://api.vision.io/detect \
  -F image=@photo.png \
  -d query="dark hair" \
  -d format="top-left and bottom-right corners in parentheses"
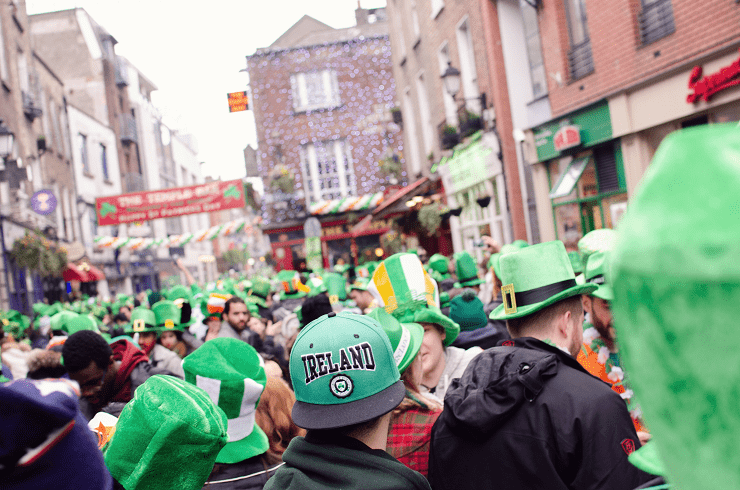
top-left (223, 296), bottom-right (247, 317)
top-left (119, 305), bottom-right (131, 313)
top-left (62, 330), bottom-right (113, 373)
top-left (300, 294), bottom-right (333, 327)
top-left (507, 295), bottom-right (583, 338)
top-left (113, 313), bottom-right (128, 323)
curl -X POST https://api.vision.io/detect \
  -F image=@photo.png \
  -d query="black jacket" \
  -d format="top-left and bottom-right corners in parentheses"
top-left (429, 337), bottom-right (652, 490)
top-left (203, 456), bottom-right (282, 490)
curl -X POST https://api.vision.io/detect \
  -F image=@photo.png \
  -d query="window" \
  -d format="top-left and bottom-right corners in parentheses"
top-left (639, 0), bottom-right (675, 45)
top-left (438, 43), bottom-right (458, 126)
top-left (89, 203), bottom-right (98, 237)
top-left (456, 18), bottom-right (481, 114)
top-left (16, 49), bottom-right (28, 93)
top-left (430, 0), bottom-right (444, 18)
top-left (300, 139), bottom-right (356, 202)
top-left (290, 70), bottom-right (340, 112)
top-left (564, 0), bottom-right (594, 80)
top-left (416, 72), bottom-right (433, 155)
top-left (78, 133), bottom-right (90, 174)
top-left (403, 88), bottom-right (422, 176)
top-left (411, 1), bottom-right (421, 42)
top-left (100, 144), bottom-right (109, 180)
top-left (51, 104), bottom-right (62, 151)
top-left (520, 0), bottom-right (547, 98)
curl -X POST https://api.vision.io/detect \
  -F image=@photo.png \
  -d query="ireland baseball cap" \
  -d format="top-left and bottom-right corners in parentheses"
top-left (289, 311), bottom-right (405, 430)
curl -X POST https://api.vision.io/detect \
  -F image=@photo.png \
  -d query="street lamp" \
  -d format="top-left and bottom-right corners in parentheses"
top-left (0, 121), bottom-right (15, 160)
top-left (440, 62), bottom-right (462, 99)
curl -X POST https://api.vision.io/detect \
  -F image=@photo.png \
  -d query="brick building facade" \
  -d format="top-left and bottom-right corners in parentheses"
top-left (522, 0), bottom-right (740, 247)
top-left (246, 9), bottom-right (400, 271)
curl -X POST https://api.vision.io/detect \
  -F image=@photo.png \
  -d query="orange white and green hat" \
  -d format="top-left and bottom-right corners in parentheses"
top-left (276, 270), bottom-right (310, 300)
top-left (368, 252), bottom-right (459, 346)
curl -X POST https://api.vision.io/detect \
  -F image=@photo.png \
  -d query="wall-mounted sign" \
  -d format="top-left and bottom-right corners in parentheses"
top-left (532, 102), bottom-right (612, 162)
top-left (553, 125), bottom-right (582, 152)
top-left (30, 189), bottom-right (57, 215)
top-left (687, 49), bottom-right (740, 104)
top-left (96, 179), bottom-right (246, 226)
top-left (227, 91), bottom-right (249, 113)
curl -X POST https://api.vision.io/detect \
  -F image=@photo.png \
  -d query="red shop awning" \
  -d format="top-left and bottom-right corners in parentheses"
top-left (371, 177), bottom-right (431, 218)
top-left (62, 263), bottom-right (90, 282)
top-left (86, 265), bottom-right (106, 282)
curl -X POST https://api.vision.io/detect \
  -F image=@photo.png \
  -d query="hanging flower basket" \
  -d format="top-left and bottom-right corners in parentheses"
top-left (476, 196), bottom-right (492, 208)
top-left (10, 230), bottom-right (68, 277)
top-left (269, 165), bottom-right (295, 194)
top-left (418, 203), bottom-right (443, 236)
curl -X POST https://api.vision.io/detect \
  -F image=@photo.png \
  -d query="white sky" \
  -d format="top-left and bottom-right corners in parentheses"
top-left (26, 0), bottom-right (387, 190)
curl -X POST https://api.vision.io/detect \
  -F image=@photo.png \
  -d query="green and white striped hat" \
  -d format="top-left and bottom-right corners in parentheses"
top-left (368, 253), bottom-right (459, 346)
top-left (182, 338), bottom-right (269, 464)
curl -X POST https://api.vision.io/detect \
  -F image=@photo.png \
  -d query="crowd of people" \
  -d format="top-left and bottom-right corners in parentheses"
top-left (1, 124), bottom-right (736, 490)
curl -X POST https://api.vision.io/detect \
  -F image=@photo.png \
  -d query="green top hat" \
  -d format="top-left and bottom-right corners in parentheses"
top-left (491, 241), bottom-right (530, 277)
top-left (289, 312), bottom-right (405, 430)
top-left (201, 293), bottom-right (230, 320)
top-left (250, 276), bottom-right (271, 299)
top-left (104, 375), bottom-right (228, 490)
top-left (167, 285), bottom-right (192, 302)
top-left (306, 276), bottom-right (327, 297)
top-left (277, 270), bottom-right (308, 300)
top-left (50, 311), bottom-right (79, 333)
top-left (491, 241), bottom-right (597, 320)
top-left (454, 251), bottom-right (484, 287)
top-left (577, 228), bottom-right (615, 271)
top-left (127, 307), bottom-right (158, 334)
top-left (583, 251), bottom-right (612, 301)
top-left (323, 273), bottom-right (348, 302)
top-left (152, 300), bottom-right (184, 332)
top-left (450, 289), bottom-right (488, 331)
top-left (64, 316), bottom-right (99, 336)
top-left (183, 338), bottom-right (269, 464)
top-left (428, 254), bottom-right (450, 274)
top-left (568, 251), bottom-right (584, 274)
top-left (366, 307), bottom-right (424, 374)
top-left (610, 125), bottom-right (740, 490)
top-left (368, 253), bottom-right (459, 346)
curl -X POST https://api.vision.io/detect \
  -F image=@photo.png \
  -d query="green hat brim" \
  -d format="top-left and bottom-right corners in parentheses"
top-left (459, 277), bottom-right (485, 287)
top-left (280, 291), bottom-right (307, 301)
top-left (124, 324), bottom-right (158, 334)
top-left (590, 284), bottom-right (613, 301)
top-left (246, 296), bottom-right (267, 308)
top-left (215, 424), bottom-right (269, 464)
top-left (412, 307), bottom-right (460, 346)
top-left (628, 441), bottom-right (665, 476)
top-left (490, 283), bottom-right (597, 321)
top-left (398, 322), bottom-right (424, 373)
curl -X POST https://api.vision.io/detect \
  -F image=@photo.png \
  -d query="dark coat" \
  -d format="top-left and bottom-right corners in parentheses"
top-left (429, 337), bottom-right (652, 490)
top-left (203, 456), bottom-right (282, 490)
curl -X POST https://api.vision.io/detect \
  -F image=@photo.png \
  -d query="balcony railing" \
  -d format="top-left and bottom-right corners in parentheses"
top-left (639, 0), bottom-right (675, 45)
top-left (22, 91), bottom-right (42, 121)
top-left (119, 113), bottom-right (138, 144)
top-left (122, 172), bottom-right (146, 193)
top-left (567, 39), bottom-right (595, 81)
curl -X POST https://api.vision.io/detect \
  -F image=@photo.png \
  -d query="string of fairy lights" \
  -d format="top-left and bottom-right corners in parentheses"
top-left (247, 34), bottom-right (406, 226)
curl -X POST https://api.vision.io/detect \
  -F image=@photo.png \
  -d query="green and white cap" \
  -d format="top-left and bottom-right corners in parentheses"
top-left (366, 307), bottom-right (423, 374)
top-left (289, 311), bottom-right (405, 430)
top-left (584, 250), bottom-right (613, 301)
top-left (182, 338), bottom-right (268, 464)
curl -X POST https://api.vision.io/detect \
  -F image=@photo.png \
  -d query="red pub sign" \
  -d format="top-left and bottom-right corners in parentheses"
top-left (553, 125), bottom-right (581, 152)
top-left (687, 49), bottom-right (740, 104)
top-left (96, 179), bottom-right (246, 226)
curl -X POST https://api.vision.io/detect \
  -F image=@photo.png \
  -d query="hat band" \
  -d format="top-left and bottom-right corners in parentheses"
top-left (458, 275), bottom-right (479, 283)
top-left (514, 278), bottom-right (577, 307)
top-left (587, 275), bottom-right (605, 285)
top-left (227, 411), bottom-right (256, 442)
top-left (393, 325), bottom-right (411, 366)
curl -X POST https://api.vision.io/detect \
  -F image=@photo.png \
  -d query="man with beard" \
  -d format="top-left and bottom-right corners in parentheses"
top-left (216, 297), bottom-right (252, 341)
top-left (578, 250), bottom-right (649, 441)
top-left (62, 330), bottom-right (170, 419)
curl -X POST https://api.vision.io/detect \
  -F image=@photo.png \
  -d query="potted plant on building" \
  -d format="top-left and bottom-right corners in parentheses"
top-left (460, 111), bottom-right (483, 138)
top-left (269, 164), bottom-right (295, 195)
top-left (418, 202), bottom-right (443, 236)
top-left (378, 154), bottom-right (402, 180)
top-left (441, 125), bottom-right (460, 150)
top-left (10, 230), bottom-right (68, 277)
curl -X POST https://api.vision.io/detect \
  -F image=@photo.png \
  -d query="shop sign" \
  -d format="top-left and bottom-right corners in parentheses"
top-left (686, 49), bottom-right (740, 104)
top-left (305, 236), bottom-right (323, 271)
top-left (532, 102), bottom-right (612, 162)
top-left (227, 91), bottom-right (249, 112)
top-left (441, 132), bottom-right (500, 194)
top-left (30, 189), bottom-right (57, 215)
top-left (553, 125), bottom-right (581, 152)
top-left (96, 179), bottom-right (246, 226)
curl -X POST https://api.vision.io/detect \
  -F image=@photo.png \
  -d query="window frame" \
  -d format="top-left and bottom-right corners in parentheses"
top-left (290, 70), bottom-right (341, 113)
top-left (100, 143), bottom-right (109, 181)
top-left (638, 0), bottom-right (675, 46)
top-left (78, 133), bottom-right (90, 175)
top-left (563, 0), bottom-right (594, 81)
top-left (300, 139), bottom-right (356, 203)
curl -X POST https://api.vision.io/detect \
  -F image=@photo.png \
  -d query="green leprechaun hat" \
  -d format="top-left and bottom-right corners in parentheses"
top-left (289, 312), bottom-right (405, 430)
top-left (183, 338), bottom-right (269, 464)
top-left (104, 375), bottom-right (228, 490)
top-left (152, 300), bottom-right (185, 332)
top-left (63, 315), bottom-right (100, 336)
top-left (249, 276), bottom-right (271, 302)
top-left (366, 307), bottom-right (423, 374)
top-left (427, 253), bottom-right (451, 282)
top-left (201, 293), bottom-right (230, 320)
top-left (126, 307), bottom-right (157, 334)
top-left (583, 250), bottom-right (612, 301)
top-left (491, 240), bottom-right (597, 320)
top-left (323, 272), bottom-right (348, 303)
top-left (577, 228), bottom-right (615, 271)
top-left (368, 253), bottom-right (459, 346)
top-left (50, 310), bottom-right (79, 333)
top-left (491, 241), bottom-right (530, 278)
top-left (454, 251), bottom-right (484, 287)
top-left (610, 125), bottom-right (740, 490)
top-left (276, 270), bottom-right (309, 300)
top-left (306, 276), bottom-right (327, 297)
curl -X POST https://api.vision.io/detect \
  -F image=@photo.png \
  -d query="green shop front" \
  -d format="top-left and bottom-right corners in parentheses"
top-left (528, 101), bottom-right (627, 251)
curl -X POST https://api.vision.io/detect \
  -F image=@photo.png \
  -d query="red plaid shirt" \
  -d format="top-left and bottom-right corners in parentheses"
top-left (387, 406), bottom-right (441, 477)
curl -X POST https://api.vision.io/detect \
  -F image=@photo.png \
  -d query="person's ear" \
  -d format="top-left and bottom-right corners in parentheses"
top-left (581, 295), bottom-right (591, 315)
top-left (558, 310), bottom-right (572, 339)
